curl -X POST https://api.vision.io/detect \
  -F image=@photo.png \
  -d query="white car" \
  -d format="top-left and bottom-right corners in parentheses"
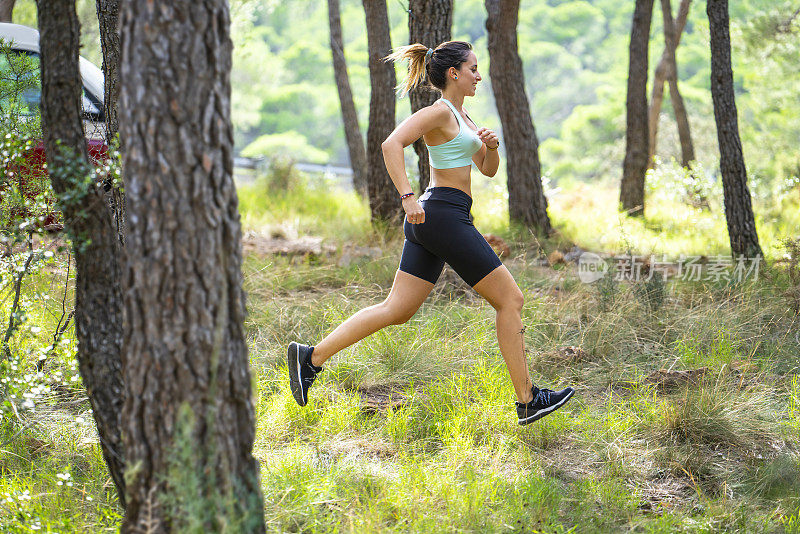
top-left (0, 23), bottom-right (107, 228)
top-left (0, 22), bottom-right (106, 141)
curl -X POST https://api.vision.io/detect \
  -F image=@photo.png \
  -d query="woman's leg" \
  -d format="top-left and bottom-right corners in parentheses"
top-left (472, 265), bottom-right (535, 403)
top-left (310, 269), bottom-right (435, 367)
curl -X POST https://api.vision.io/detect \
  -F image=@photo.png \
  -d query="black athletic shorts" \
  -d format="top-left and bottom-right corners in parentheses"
top-left (399, 186), bottom-right (502, 287)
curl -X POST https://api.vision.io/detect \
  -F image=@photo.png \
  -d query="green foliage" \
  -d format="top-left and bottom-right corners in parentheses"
top-left (0, 43), bottom-right (123, 526)
top-left (736, 1), bottom-right (800, 185)
top-left (0, 229), bottom-right (121, 531)
top-left (220, 0), bottom-right (799, 213)
top-left (241, 131), bottom-right (329, 163)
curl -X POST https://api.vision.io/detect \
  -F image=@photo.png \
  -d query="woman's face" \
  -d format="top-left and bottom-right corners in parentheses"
top-left (451, 51), bottom-right (481, 97)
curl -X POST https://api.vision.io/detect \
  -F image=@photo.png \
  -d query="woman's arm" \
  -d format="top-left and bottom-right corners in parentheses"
top-left (381, 105), bottom-right (449, 223)
top-left (381, 105), bottom-right (450, 194)
top-left (472, 127), bottom-right (500, 177)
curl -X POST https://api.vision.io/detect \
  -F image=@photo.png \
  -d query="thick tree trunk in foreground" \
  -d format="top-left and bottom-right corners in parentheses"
top-left (119, 1), bottom-right (265, 532)
top-left (707, 0), bottom-right (763, 259)
top-left (328, 0), bottom-right (368, 197)
top-left (620, 0), bottom-right (654, 217)
top-left (648, 0), bottom-right (691, 168)
top-left (36, 0), bottom-right (126, 509)
top-left (0, 0), bottom-right (14, 22)
top-left (485, 0), bottom-right (552, 235)
top-left (363, 0), bottom-right (398, 223)
top-left (96, 0), bottom-right (125, 245)
top-left (408, 0), bottom-right (452, 192)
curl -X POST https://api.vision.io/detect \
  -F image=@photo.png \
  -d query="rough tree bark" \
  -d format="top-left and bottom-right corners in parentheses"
top-left (707, 0), bottom-right (763, 259)
top-left (35, 0), bottom-right (126, 509)
top-left (363, 0), bottom-right (398, 223)
top-left (95, 0), bottom-right (125, 244)
top-left (96, 0), bottom-right (120, 141)
top-left (408, 0), bottom-right (452, 192)
top-left (485, 0), bottom-right (552, 234)
top-left (620, 0), bottom-right (654, 217)
top-left (648, 0), bottom-right (694, 169)
top-left (118, 1), bottom-right (265, 532)
top-left (0, 0), bottom-right (14, 22)
top-left (328, 0), bottom-right (368, 198)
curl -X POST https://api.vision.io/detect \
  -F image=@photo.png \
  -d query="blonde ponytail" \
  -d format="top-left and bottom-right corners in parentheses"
top-left (383, 43), bottom-right (430, 98)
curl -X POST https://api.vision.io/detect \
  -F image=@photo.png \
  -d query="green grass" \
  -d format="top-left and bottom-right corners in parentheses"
top-left (2, 170), bottom-right (800, 532)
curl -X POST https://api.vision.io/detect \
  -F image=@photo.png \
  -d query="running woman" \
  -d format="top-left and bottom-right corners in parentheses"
top-left (289, 41), bottom-right (574, 425)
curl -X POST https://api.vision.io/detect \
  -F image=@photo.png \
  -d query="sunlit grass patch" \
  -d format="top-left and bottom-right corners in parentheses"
top-left (0, 414), bottom-right (122, 532)
top-left (569, 474), bottom-right (642, 530)
top-left (656, 383), bottom-right (778, 451)
top-left (545, 177), bottom-right (798, 262)
top-left (259, 441), bottom-right (566, 534)
top-left (237, 175), bottom-right (372, 243)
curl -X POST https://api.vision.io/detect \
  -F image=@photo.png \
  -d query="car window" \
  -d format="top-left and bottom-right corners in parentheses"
top-left (0, 48), bottom-right (40, 116)
top-left (0, 49), bottom-right (102, 119)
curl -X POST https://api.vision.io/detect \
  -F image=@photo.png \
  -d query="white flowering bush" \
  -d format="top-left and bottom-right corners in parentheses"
top-left (0, 45), bottom-right (122, 527)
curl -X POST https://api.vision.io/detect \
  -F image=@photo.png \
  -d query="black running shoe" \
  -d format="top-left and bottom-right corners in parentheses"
top-left (516, 386), bottom-right (575, 425)
top-left (288, 342), bottom-right (323, 407)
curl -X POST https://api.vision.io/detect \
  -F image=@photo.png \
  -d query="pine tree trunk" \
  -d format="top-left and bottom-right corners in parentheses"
top-left (648, 0), bottom-right (690, 169)
top-left (96, 0), bottom-right (120, 142)
top-left (96, 0), bottom-right (125, 245)
top-left (363, 0), bottom-right (398, 223)
top-left (328, 0), bottom-right (368, 198)
top-left (620, 0), bottom-right (654, 217)
top-left (408, 0), bottom-right (452, 192)
top-left (36, 0), bottom-right (126, 510)
top-left (0, 0), bottom-right (14, 22)
top-left (118, 1), bottom-right (265, 531)
top-left (707, 0), bottom-right (763, 259)
top-left (485, 0), bottom-right (552, 235)
top-left (661, 0), bottom-right (694, 168)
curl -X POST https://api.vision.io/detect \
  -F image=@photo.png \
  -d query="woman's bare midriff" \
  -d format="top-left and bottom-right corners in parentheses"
top-left (428, 166), bottom-right (472, 197)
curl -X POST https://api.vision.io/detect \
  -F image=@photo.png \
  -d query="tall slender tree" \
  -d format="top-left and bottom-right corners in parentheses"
top-left (485, 0), bottom-right (552, 234)
top-left (35, 0), bottom-right (126, 509)
top-left (620, 0), bottom-right (654, 216)
top-left (408, 0), bottom-right (452, 192)
top-left (328, 0), bottom-right (368, 197)
top-left (363, 0), bottom-right (398, 222)
top-left (95, 0), bottom-right (125, 244)
top-left (96, 0), bottom-right (120, 142)
top-left (0, 0), bottom-right (14, 22)
top-left (119, 0), bottom-right (265, 531)
top-left (707, 0), bottom-right (763, 259)
top-left (648, 0), bottom-right (694, 169)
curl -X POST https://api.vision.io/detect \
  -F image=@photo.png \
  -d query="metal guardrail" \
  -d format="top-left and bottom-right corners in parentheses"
top-left (294, 162), bottom-right (353, 176)
top-left (233, 155), bottom-right (354, 190)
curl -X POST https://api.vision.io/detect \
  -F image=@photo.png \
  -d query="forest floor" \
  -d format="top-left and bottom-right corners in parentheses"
top-left (1, 170), bottom-right (799, 532)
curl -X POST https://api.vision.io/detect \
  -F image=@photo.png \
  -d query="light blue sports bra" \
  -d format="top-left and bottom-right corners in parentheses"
top-left (426, 98), bottom-right (483, 169)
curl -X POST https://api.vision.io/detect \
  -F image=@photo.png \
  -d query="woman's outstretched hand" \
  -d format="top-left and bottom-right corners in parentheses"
top-left (477, 127), bottom-right (500, 149)
top-left (402, 195), bottom-right (425, 224)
